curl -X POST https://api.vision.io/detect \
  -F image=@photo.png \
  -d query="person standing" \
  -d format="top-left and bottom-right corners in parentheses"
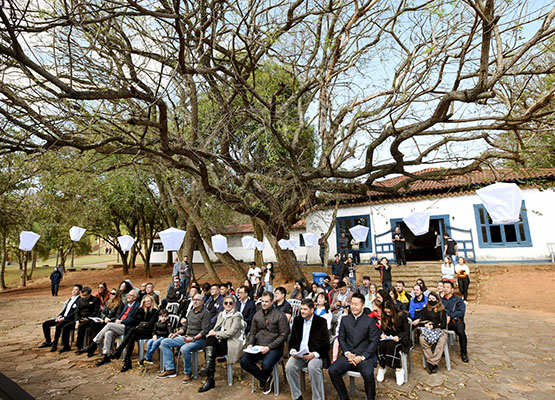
top-left (350, 237), bottom-right (361, 264)
top-left (345, 256), bottom-right (357, 291)
top-left (434, 231), bottom-right (442, 261)
top-left (331, 253), bottom-right (345, 280)
top-left (247, 262), bottom-right (261, 286)
top-left (285, 299), bottom-right (330, 400)
top-left (392, 227), bottom-right (406, 265)
top-left (455, 257), bottom-right (470, 303)
top-left (443, 233), bottom-right (458, 266)
top-left (375, 257), bottom-right (393, 290)
top-left (263, 262), bottom-right (275, 294)
top-left (240, 291), bottom-right (289, 395)
top-left (318, 233), bottom-right (326, 266)
top-left (328, 293), bottom-right (380, 400)
top-left (337, 233), bottom-right (349, 260)
top-left (49, 265), bottom-right (63, 297)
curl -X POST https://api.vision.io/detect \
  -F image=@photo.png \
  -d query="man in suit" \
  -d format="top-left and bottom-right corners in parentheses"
top-left (285, 299), bottom-right (330, 400)
top-left (39, 284), bottom-right (82, 351)
top-left (83, 289), bottom-right (140, 365)
top-left (236, 285), bottom-right (256, 334)
top-left (59, 286), bottom-right (100, 353)
top-left (329, 292), bottom-right (380, 400)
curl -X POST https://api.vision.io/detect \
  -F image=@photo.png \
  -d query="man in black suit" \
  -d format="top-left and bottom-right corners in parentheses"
top-left (285, 299), bottom-right (330, 400)
top-left (329, 292), bottom-right (380, 400)
top-left (38, 284), bottom-right (82, 351)
top-left (59, 286), bottom-right (101, 353)
top-left (236, 285), bottom-right (256, 334)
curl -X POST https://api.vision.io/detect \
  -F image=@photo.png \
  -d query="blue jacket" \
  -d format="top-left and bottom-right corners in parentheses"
top-left (409, 295), bottom-right (428, 320)
top-left (441, 294), bottom-right (466, 321)
top-left (117, 301), bottom-right (140, 333)
top-left (49, 267), bottom-right (63, 285)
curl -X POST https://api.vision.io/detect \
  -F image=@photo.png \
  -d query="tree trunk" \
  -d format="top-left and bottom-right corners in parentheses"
top-left (322, 202), bottom-right (339, 269)
top-left (115, 248), bottom-right (130, 275)
top-left (261, 223), bottom-right (305, 282)
top-left (1, 233), bottom-right (7, 290)
top-left (27, 249), bottom-right (37, 280)
top-left (191, 225), bottom-right (220, 283)
top-left (19, 251), bottom-right (27, 286)
top-left (71, 245), bottom-right (75, 268)
top-left (252, 217), bottom-right (264, 268)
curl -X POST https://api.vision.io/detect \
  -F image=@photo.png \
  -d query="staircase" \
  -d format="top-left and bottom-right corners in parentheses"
top-left (300, 261), bottom-right (478, 302)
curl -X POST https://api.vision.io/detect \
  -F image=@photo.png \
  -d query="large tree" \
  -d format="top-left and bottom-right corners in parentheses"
top-left (1, 0), bottom-right (555, 280)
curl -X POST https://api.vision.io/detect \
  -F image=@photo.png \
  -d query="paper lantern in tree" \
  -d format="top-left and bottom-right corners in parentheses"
top-left (256, 241), bottom-right (265, 251)
top-left (159, 227), bottom-right (186, 251)
top-left (403, 212), bottom-right (431, 236)
top-left (349, 225), bottom-right (369, 242)
top-left (69, 226), bottom-right (86, 242)
top-left (278, 239), bottom-right (290, 250)
top-left (288, 239), bottom-right (298, 250)
top-left (211, 234), bottom-right (228, 253)
top-left (476, 182), bottom-right (523, 224)
top-left (302, 233), bottom-right (317, 247)
top-left (117, 235), bottom-right (136, 252)
top-left (241, 236), bottom-right (257, 250)
top-left (19, 231), bottom-right (40, 251)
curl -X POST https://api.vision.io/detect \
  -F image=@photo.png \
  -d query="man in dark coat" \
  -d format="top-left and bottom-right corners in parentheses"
top-left (285, 299), bottom-right (330, 400)
top-left (329, 292), bottom-right (380, 400)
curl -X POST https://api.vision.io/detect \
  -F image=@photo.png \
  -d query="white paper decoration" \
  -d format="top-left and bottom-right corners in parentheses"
top-left (256, 241), bottom-right (265, 251)
top-left (211, 234), bottom-right (228, 253)
top-left (403, 212), bottom-right (431, 236)
top-left (302, 232), bottom-right (317, 247)
top-left (278, 239), bottom-right (297, 250)
top-left (158, 227), bottom-right (186, 251)
top-left (69, 226), bottom-right (86, 242)
top-left (476, 182), bottom-right (523, 224)
top-left (241, 236), bottom-right (257, 250)
top-left (117, 235), bottom-right (136, 252)
top-left (349, 225), bottom-right (369, 242)
top-left (19, 231), bottom-right (40, 251)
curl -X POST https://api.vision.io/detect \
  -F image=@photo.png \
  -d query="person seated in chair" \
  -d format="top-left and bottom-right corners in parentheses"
top-left (236, 285), bottom-right (256, 334)
top-left (328, 292), bottom-right (380, 400)
top-left (285, 298), bottom-right (330, 400)
top-left (204, 283), bottom-right (224, 325)
top-left (419, 291), bottom-right (448, 373)
top-left (240, 291), bottom-right (289, 395)
top-left (394, 281), bottom-right (411, 312)
top-left (39, 284), bottom-right (82, 351)
top-left (441, 280), bottom-right (469, 363)
top-left (161, 276), bottom-right (184, 309)
top-left (330, 281), bottom-right (353, 324)
top-left (273, 287), bottom-right (293, 322)
top-left (60, 286), bottom-right (100, 353)
top-left (198, 295), bottom-right (244, 392)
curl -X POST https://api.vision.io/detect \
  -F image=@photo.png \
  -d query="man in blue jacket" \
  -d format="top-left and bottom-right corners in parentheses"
top-left (441, 280), bottom-right (469, 363)
top-left (83, 290), bottom-right (140, 364)
top-left (329, 292), bottom-right (380, 400)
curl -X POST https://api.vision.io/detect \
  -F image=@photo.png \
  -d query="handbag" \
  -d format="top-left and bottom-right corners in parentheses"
top-left (421, 327), bottom-right (444, 344)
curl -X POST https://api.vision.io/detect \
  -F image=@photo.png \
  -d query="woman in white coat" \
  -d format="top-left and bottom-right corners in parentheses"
top-left (198, 295), bottom-right (244, 392)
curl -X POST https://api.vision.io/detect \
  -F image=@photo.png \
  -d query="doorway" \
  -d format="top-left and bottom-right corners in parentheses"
top-left (390, 215), bottom-right (449, 262)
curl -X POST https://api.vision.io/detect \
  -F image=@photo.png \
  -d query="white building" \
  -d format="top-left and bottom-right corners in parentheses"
top-left (152, 168), bottom-right (555, 264)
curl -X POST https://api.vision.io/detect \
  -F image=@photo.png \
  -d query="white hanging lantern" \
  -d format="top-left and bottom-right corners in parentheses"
top-left (349, 225), bottom-right (369, 242)
top-left (256, 241), bottom-right (265, 251)
top-left (19, 231), bottom-right (40, 251)
top-left (117, 235), bottom-right (136, 252)
top-left (241, 236), bottom-right (257, 250)
top-left (211, 234), bottom-right (228, 253)
top-left (278, 239), bottom-right (290, 250)
top-left (302, 232), bottom-right (317, 247)
top-left (476, 182), bottom-right (523, 224)
top-left (69, 226), bottom-right (86, 242)
top-left (158, 227), bottom-right (186, 251)
top-left (403, 212), bottom-right (431, 236)
top-left (288, 239), bottom-right (298, 250)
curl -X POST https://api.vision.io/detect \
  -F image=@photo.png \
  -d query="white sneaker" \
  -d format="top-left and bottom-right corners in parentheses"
top-left (395, 369), bottom-right (405, 386)
top-left (376, 367), bottom-right (386, 382)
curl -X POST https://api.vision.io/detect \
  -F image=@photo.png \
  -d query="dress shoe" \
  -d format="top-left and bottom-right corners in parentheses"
top-left (75, 348), bottom-right (85, 355)
top-left (120, 361), bottom-right (132, 372)
top-left (38, 342), bottom-right (51, 349)
top-left (182, 374), bottom-right (192, 384)
top-left (431, 365), bottom-right (438, 374)
top-left (461, 353), bottom-right (469, 363)
top-left (198, 377), bottom-right (215, 392)
top-left (425, 363), bottom-right (434, 374)
top-left (50, 345), bottom-right (58, 352)
top-left (84, 342), bottom-right (98, 357)
top-left (58, 346), bottom-right (71, 353)
top-left (95, 355), bottom-right (111, 366)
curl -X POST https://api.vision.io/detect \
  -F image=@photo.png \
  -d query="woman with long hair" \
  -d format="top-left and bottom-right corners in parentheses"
top-left (419, 291), bottom-right (448, 374)
top-left (375, 257), bottom-right (392, 290)
top-left (94, 282), bottom-right (109, 308)
top-left (104, 295), bottom-right (159, 371)
top-left (306, 282), bottom-right (320, 301)
top-left (441, 256), bottom-right (455, 283)
top-left (456, 256), bottom-right (470, 303)
top-left (80, 289), bottom-right (124, 356)
top-left (314, 292), bottom-right (332, 330)
top-left (119, 280), bottom-right (134, 304)
top-left (376, 300), bottom-right (410, 386)
top-left (364, 283), bottom-right (378, 309)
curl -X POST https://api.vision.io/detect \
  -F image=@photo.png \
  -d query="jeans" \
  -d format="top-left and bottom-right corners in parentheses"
top-left (160, 336), bottom-right (206, 374)
top-left (145, 337), bottom-right (165, 360)
top-left (352, 250), bottom-right (360, 264)
top-left (180, 339), bottom-right (206, 375)
top-left (240, 348), bottom-right (283, 385)
top-left (264, 281), bottom-right (273, 294)
top-left (382, 280), bottom-right (392, 290)
top-left (349, 276), bottom-right (357, 291)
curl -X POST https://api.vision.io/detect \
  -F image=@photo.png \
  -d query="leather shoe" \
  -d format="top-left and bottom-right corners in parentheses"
top-left (425, 363), bottom-right (433, 374)
top-left (120, 361), bottom-right (132, 372)
top-left (50, 345), bottom-right (57, 352)
top-left (38, 342), bottom-right (51, 349)
top-left (84, 342), bottom-right (98, 357)
top-left (75, 348), bottom-right (85, 355)
top-left (198, 377), bottom-right (215, 392)
top-left (58, 346), bottom-right (71, 353)
top-left (461, 353), bottom-right (469, 363)
top-left (95, 355), bottom-right (111, 366)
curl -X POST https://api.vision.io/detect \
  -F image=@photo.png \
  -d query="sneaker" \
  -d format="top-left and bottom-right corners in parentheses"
top-left (182, 374), bottom-right (192, 384)
top-left (376, 367), bottom-right (386, 382)
top-left (157, 370), bottom-right (177, 379)
top-left (263, 376), bottom-right (274, 395)
top-left (464, 300), bottom-right (469, 304)
top-left (395, 369), bottom-right (404, 386)
top-left (144, 359), bottom-right (153, 364)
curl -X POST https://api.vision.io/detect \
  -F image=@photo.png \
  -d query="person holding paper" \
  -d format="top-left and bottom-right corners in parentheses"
top-left (285, 299), bottom-right (330, 400)
top-left (59, 286), bottom-right (100, 353)
top-left (240, 291), bottom-right (289, 395)
top-left (38, 285), bottom-right (81, 351)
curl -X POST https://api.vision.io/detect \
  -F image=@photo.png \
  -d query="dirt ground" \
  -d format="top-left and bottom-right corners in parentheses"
top-left (1, 264), bottom-right (554, 399)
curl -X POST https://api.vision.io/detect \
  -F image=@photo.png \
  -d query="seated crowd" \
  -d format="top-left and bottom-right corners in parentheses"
top-left (39, 261), bottom-right (469, 400)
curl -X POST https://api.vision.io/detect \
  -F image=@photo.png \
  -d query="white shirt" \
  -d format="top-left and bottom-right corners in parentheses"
top-left (63, 295), bottom-right (79, 317)
top-left (247, 267), bottom-right (261, 285)
top-left (441, 263), bottom-right (455, 280)
top-left (239, 298), bottom-right (247, 313)
top-left (291, 315), bottom-right (320, 359)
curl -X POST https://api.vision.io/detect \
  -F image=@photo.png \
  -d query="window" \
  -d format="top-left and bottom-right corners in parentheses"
top-left (153, 242), bottom-right (164, 252)
top-left (473, 201), bottom-right (532, 248)
top-left (336, 215), bottom-right (372, 252)
top-left (299, 234), bottom-right (305, 247)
